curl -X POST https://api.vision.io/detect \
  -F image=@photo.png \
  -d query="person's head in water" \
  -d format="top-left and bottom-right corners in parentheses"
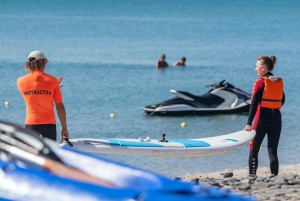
top-left (173, 57), bottom-right (186, 66)
top-left (160, 54), bottom-right (166, 61)
top-left (180, 57), bottom-right (186, 63)
top-left (25, 51), bottom-right (49, 71)
top-left (255, 56), bottom-right (276, 77)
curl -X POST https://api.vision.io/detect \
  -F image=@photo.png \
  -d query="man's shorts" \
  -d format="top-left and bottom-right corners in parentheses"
top-left (25, 124), bottom-right (57, 141)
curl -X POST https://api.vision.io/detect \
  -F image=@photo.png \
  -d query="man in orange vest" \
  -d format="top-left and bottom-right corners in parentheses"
top-left (17, 51), bottom-right (69, 141)
top-left (244, 56), bottom-right (285, 176)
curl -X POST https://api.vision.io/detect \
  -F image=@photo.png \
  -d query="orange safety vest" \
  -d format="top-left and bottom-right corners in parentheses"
top-left (261, 77), bottom-right (283, 109)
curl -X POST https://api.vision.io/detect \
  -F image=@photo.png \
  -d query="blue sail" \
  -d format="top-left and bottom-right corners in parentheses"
top-left (0, 160), bottom-right (140, 201)
top-left (0, 121), bottom-right (254, 201)
top-left (0, 158), bottom-right (253, 201)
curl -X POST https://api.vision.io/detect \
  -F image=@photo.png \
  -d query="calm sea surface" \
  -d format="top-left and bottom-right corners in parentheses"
top-left (1, 0), bottom-right (300, 177)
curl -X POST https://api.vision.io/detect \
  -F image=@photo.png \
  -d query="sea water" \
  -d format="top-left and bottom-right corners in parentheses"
top-left (1, 0), bottom-right (300, 177)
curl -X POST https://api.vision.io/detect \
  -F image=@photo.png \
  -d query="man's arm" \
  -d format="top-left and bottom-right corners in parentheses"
top-left (156, 61), bottom-right (160, 68)
top-left (55, 102), bottom-right (69, 139)
top-left (173, 61), bottom-right (179, 66)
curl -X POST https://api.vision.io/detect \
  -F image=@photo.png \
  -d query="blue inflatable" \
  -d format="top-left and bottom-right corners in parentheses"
top-left (0, 121), bottom-right (254, 201)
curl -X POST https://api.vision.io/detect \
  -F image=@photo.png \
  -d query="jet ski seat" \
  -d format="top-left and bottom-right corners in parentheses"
top-left (178, 91), bottom-right (224, 105)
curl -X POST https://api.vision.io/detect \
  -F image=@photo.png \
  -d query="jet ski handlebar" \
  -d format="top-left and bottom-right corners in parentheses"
top-left (206, 80), bottom-right (226, 88)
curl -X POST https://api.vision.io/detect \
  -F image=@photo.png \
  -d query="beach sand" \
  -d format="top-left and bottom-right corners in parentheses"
top-left (180, 164), bottom-right (300, 180)
top-left (177, 165), bottom-right (300, 201)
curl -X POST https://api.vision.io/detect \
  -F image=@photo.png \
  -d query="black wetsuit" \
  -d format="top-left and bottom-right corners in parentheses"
top-left (247, 72), bottom-right (285, 175)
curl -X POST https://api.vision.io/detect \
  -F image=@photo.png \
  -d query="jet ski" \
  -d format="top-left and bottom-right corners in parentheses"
top-left (143, 80), bottom-right (251, 116)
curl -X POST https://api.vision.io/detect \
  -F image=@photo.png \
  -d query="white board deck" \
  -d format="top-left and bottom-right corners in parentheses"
top-left (60, 130), bottom-right (255, 158)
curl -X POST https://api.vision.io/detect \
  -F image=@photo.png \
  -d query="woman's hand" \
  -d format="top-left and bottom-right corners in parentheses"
top-left (244, 125), bottom-right (251, 131)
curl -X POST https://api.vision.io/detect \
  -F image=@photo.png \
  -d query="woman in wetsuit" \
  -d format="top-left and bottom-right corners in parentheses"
top-left (244, 56), bottom-right (285, 176)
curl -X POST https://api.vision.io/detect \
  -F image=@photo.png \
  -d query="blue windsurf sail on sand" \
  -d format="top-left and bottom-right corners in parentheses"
top-left (0, 121), bottom-right (253, 201)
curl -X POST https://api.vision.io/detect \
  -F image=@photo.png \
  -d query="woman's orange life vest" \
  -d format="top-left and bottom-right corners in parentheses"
top-left (260, 77), bottom-right (283, 109)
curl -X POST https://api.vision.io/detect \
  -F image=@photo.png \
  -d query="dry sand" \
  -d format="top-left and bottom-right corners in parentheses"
top-left (179, 164), bottom-right (300, 180)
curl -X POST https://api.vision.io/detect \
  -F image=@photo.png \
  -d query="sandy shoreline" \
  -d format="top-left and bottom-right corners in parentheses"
top-left (179, 164), bottom-right (300, 180)
top-left (177, 164), bottom-right (300, 200)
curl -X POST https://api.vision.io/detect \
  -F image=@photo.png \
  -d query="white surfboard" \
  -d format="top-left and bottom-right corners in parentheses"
top-left (60, 130), bottom-right (255, 158)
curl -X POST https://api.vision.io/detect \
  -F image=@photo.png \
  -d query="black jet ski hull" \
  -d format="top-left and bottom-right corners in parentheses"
top-left (143, 105), bottom-right (250, 116)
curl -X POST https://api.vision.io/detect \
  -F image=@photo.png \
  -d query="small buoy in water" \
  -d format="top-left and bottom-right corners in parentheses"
top-left (181, 122), bottom-right (186, 127)
top-left (4, 101), bottom-right (9, 106)
top-left (110, 113), bottom-right (115, 118)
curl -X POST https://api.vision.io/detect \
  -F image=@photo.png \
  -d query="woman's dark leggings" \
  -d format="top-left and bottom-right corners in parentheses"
top-left (25, 124), bottom-right (57, 141)
top-left (249, 109), bottom-right (282, 175)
